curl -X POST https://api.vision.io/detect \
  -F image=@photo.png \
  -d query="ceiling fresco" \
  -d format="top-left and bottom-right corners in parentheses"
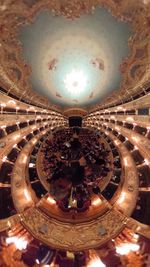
top-left (19, 8), bottom-right (132, 107)
top-left (0, 0), bottom-right (149, 111)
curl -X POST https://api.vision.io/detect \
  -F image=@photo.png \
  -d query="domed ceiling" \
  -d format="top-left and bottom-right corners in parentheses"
top-left (19, 8), bottom-right (132, 108)
top-left (0, 0), bottom-right (149, 111)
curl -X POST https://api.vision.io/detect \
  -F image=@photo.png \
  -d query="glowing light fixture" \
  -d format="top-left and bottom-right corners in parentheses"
top-left (1, 103), bottom-right (6, 107)
top-left (22, 155), bottom-right (27, 164)
top-left (116, 243), bottom-right (140, 255)
top-left (87, 250), bottom-right (105, 267)
top-left (123, 157), bottom-right (129, 166)
top-left (13, 134), bottom-right (20, 140)
top-left (87, 258), bottom-right (105, 267)
top-left (117, 192), bottom-right (126, 204)
top-left (92, 197), bottom-right (102, 206)
top-left (6, 236), bottom-right (28, 250)
top-left (64, 69), bottom-right (87, 95)
top-left (1, 125), bottom-right (6, 129)
top-left (47, 195), bottom-right (56, 204)
top-left (8, 100), bottom-right (16, 105)
top-left (133, 233), bottom-right (139, 240)
top-left (126, 116), bottom-right (134, 122)
top-left (29, 163), bottom-right (35, 168)
top-left (24, 189), bottom-right (31, 201)
top-left (144, 158), bottom-right (149, 166)
top-left (2, 156), bottom-right (7, 162)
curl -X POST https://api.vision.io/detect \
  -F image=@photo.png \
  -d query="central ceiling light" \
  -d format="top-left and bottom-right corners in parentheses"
top-left (64, 69), bottom-right (87, 95)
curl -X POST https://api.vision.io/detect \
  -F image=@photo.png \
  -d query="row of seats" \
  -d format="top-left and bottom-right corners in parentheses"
top-left (0, 123), bottom-right (63, 219)
top-left (84, 118), bottom-right (150, 225)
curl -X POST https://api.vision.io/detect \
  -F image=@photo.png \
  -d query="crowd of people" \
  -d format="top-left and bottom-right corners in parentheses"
top-left (41, 127), bottom-right (112, 211)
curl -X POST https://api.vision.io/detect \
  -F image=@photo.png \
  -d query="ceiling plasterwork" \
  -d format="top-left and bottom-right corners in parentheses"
top-left (0, 0), bottom-right (149, 111)
top-left (18, 8), bottom-right (131, 108)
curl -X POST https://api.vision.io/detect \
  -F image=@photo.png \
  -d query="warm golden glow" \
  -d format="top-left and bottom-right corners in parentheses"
top-left (64, 69), bottom-right (87, 95)
top-left (2, 156), bottom-right (7, 162)
top-left (123, 157), bottom-right (129, 166)
top-left (8, 100), bottom-right (16, 104)
top-left (144, 158), bottom-right (150, 166)
top-left (92, 197), bottom-right (102, 206)
top-left (117, 192), bottom-right (126, 204)
top-left (87, 258), bottom-right (105, 267)
top-left (22, 155), bottom-right (28, 164)
top-left (87, 250), bottom-right (105, 267)
top-left (47, 195), bottom-right (56, 204)
top-left (24, 189), bottom-right (32, 201)
top-left (116, 242), bottom-right (140, 255)
top-left (6, 236), bottom-right (28, 250)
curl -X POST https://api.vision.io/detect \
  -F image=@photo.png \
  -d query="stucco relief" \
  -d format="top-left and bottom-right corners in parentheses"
top-left (21, 207), bottom-right (126, 251)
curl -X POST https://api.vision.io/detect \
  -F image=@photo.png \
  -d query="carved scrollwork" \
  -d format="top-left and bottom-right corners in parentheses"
top-left (21, 207), bottom-right (126, 251)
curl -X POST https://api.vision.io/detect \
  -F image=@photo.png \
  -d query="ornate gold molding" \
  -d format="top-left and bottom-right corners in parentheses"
top-left (0, 215), bottom-right (21, 233)
top-left (21, 207), bottom-right (126, 251)
top-left (127, 217), bottom-right (150, 239)
top-left (0, 0), bottom-right (149, 110)
top-left (63, 108), bottom-right (88, 117)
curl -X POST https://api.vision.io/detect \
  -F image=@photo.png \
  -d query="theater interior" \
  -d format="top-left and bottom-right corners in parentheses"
top-left (0, 0), bottom-right (150, 266)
